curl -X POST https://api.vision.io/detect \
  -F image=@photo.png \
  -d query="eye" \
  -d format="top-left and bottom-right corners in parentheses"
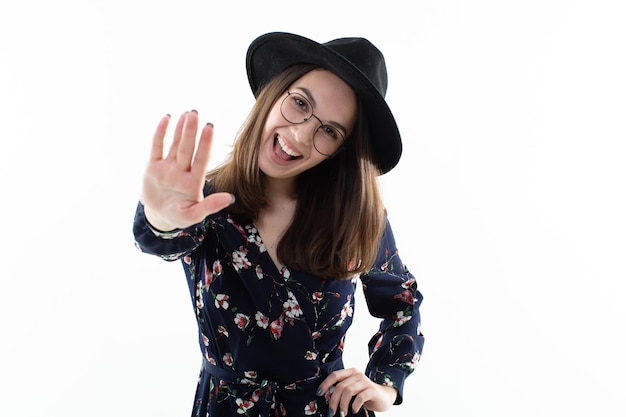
top-left (320, 125), bottom-right (340, 141)
top-left (291, 95), bottom-right (310, 114)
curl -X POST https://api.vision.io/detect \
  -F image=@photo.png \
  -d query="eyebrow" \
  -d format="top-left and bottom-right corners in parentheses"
top-left (295, 87), bottom-right (349, 136)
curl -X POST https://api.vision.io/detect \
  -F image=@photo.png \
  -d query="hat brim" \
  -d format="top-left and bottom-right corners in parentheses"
top-left (246, 32), bottom-right (402, 174)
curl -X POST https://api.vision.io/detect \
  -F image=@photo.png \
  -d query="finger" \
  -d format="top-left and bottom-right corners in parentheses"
top-left (353, 384), bottom-right (396, 414)
top-left (317, 369), bottom-right (351, 395)
top-left (320, 369), bottom-right (359, 415)
top-left (349, 388), bottom-right (371, 414)
top-left (165, 112), bottom-right (188, 160)
top-left (188, 192), bottom-right (235, 222)
top-left (191, 122), bottom-right (215, 177)
top-left (177, 110), bottom-right (199, 170)
top-left (334, 375), bottom-right (367, 416)
top-left (149, 114), bottom-right (171, 162)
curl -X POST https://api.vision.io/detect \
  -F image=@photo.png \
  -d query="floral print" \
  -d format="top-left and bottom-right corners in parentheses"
top-left (134, 201), bottom-right (424, 416)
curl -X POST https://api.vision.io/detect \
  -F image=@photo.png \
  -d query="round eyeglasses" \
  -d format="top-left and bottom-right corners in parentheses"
top-left (280, 91), bottom-right (346, 156)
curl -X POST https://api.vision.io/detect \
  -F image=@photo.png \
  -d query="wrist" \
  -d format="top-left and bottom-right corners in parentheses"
top-left (380, 384), bottom-right (399, 405)
top-left (143, 204), bottom-right (178, 232)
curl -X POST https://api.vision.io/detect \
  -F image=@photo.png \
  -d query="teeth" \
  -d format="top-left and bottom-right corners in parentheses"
top-left (277, 136), bottom-right (302, 157)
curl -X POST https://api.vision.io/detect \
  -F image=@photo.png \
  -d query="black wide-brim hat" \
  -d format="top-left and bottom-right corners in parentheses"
top-left (246, 32), bottom-right (402, 174)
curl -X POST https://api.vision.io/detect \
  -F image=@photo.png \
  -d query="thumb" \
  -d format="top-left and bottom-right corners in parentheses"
top-left (195, 192), bottom-right (236, 217)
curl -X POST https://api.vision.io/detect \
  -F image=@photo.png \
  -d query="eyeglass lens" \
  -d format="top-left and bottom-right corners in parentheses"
top-left (281, 92), bottom-right (344, 156)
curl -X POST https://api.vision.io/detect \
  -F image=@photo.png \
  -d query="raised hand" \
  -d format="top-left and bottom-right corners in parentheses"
top-left (141, 111), bottom-right (234, 231)
top-left (317, 368), bottom-right (398, 416)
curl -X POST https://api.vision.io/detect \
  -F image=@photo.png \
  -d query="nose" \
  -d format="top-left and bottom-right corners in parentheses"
top-left (290, 118), bottom-right (318, 145)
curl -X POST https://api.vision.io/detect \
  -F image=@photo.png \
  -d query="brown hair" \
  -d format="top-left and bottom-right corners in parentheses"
top-left (207, 64), bottom-right (385, 279)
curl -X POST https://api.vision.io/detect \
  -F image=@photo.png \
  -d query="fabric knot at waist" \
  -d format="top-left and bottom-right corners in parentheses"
top-left (202, 356), bottom-right (343, 415)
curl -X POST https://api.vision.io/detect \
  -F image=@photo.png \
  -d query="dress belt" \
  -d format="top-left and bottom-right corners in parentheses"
top-left (202, 356), bottom-right (343, 388)
top-left (202, 356), bottom-right (345, 415)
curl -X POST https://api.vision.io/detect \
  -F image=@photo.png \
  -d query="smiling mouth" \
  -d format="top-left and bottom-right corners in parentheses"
top-left (275, 135), bottom-right (302, 160)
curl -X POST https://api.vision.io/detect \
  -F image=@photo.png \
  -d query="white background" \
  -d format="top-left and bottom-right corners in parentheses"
top-left (1, 1), bottom-right (625, 416)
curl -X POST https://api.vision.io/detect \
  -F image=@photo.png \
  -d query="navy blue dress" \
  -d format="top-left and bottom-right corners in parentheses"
top-left (133, 202), bottom-right (424, 416)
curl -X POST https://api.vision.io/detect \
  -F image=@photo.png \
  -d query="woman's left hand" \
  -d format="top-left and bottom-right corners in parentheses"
top-left (318, 368), bottom-right (397, 416)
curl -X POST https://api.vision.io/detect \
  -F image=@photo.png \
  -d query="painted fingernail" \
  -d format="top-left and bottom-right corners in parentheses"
top-left (191, 109), bottom-right (198, 114)
top-left (316, 387), bottom-right (323, 396)
top-left (339, 411), bottom-right (345, 417)
top-left (229, 194), bottom-right (236, 205)
top-left (206, 122), bottom-right (214, 127)
top-left (166, 113), bottom-right (171, 118)
top-left (327, 409), bottom-right (334, 417)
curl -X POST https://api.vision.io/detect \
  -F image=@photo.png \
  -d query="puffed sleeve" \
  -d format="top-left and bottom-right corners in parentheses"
top-left (361, 216), bottom-right (424, 405)
top-left (132, 201), bottom-right (207, 261)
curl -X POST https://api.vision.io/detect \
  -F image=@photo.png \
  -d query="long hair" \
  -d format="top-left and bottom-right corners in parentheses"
top-left (207, 64), bottom-right (385, 279)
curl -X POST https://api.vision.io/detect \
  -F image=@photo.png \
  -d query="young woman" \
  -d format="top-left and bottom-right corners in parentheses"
top-left (134, 32), bottom-right (424, 417)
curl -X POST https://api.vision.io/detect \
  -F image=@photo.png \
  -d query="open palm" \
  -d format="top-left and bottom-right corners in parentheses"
top-left (141, 111), bottom-right (233, 231)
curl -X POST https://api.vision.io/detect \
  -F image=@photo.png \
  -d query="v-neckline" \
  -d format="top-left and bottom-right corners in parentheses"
top-left (253, 223), bottom-right (287, 276)
top-left (252, 196), bottom-right (296, 277)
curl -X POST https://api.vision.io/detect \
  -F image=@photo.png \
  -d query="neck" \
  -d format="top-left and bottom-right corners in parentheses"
top-left (266, 176), bottom-right (297, 205)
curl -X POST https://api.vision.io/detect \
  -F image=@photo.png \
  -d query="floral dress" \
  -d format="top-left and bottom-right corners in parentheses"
top-left (133, 202), bottom-right (424, 417)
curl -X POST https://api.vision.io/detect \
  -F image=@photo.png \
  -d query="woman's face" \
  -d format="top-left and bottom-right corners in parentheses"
top-left (258, 69), bottom-right (358, 182)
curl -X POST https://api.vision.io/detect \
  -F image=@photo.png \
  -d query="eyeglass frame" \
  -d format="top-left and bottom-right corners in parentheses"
top-left (279, 91), bottom-right (347, 156)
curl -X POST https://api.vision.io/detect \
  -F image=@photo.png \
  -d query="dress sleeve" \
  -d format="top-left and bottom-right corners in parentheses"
top-left (360, 216), bottom-right (424, 405)
top-left (132, 201), bottom-right (207, 261)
